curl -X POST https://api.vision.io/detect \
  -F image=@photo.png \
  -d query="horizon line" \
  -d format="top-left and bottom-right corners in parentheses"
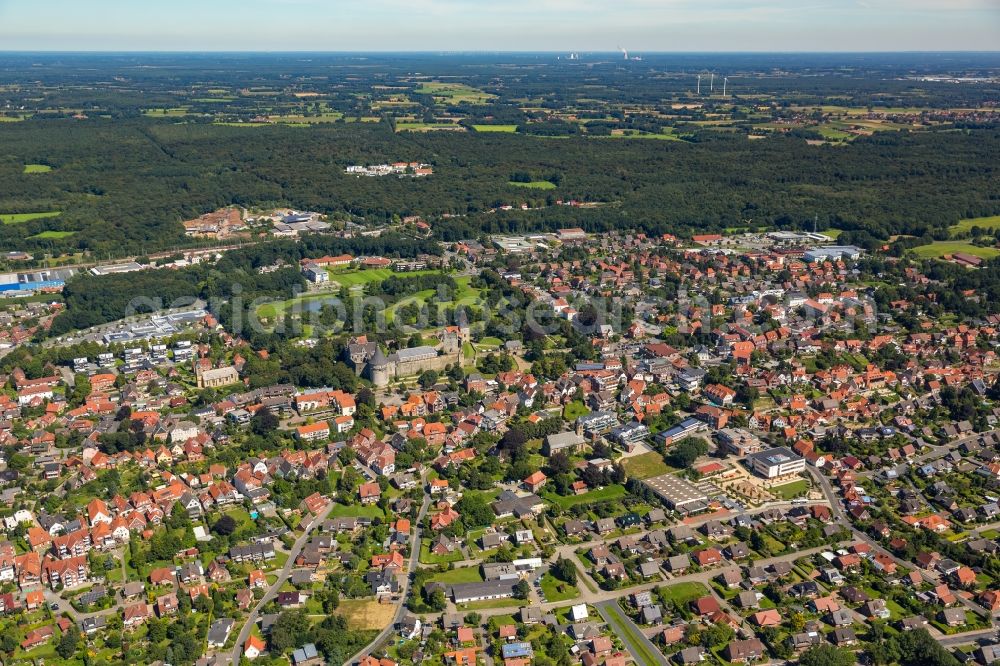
top-left (2, 49), bottom-right (1000, 55)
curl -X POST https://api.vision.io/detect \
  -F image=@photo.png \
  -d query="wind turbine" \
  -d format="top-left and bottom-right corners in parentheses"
top-left (723, 77), bottom-right (728, 96)
top-left (710, 72), bottom-right (715, 93)
top-left (697, 74), bottom-right (701, 95)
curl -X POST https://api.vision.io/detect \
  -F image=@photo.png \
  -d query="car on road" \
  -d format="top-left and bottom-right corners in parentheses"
top-left (49, 602), bottom-right (59, 610)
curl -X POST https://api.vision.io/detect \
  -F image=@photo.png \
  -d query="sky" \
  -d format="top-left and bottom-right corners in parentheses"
top-left (0, 0), bottom-right (998, 52)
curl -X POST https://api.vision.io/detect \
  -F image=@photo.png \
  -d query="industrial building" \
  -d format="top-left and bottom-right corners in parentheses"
top-left (642, 473), bottom-right (710, 514)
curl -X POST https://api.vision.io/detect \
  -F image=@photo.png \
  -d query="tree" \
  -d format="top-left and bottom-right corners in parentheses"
top-left (270, 609), bottom-right (312, 652)
top-left (56, 624), bottom-right (81, 659)
top-left (455, 492), bottom-right (495, 528)
top-left (250, 407), bottom-right (279, 436)
top-left (514, 579), bottom-right (530, 599)
top-left (799, 645), bottom-right (855, 666)
top-left (550, 557), bottom-right (578, 586)
top-left (418, 369), bottom-right (439, 389)
top-left (666, 438), bottom-right (708, 469)
top-left (212, 514), bottom-right (237, 536)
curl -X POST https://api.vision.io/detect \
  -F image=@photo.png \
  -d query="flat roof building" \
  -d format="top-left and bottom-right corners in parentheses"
top-left (746, 446), bottom-right (805, 479)
top-left (642, 473), bottom-right (710, 514)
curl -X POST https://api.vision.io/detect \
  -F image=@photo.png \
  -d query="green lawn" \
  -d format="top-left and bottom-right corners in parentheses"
top-left (770, 480), bottom-right (809, 500)
top-left (539, 573), bottom-right (579, 602)
top-left (1, 211), bottom-right (61, 225)
top-left (543, 484), bottom-right (626, 509)
top-left (951, 215), bottom-right (1000, 235)
top-left (29, 230), bottom-right (75, 239)
top-left (456, 598), bottom-right (524, 611)
top-left (562, 400), bottom-right (590, 421)
top-left (473, 124), bottom-right (518, 133)
top-left (597, 603), bottom-right (662, 666)
top-left (910, 241), bottom-right (1000, 260)
top-left (657, 581), bottom-right (710, 605)
top-left (419, 542), bottom-right (465, 565)
top-left (509, 180), bottom-right (557, 190)
top-left (478, 336), bottom-right (504, 347)
top-left (429, 566), bottom-right (483, 585)
top-left (327, 503), bottom-right (385, 519)
top-left (621, 452), bottom-right (672, 480)
top-left (23, 164), bottom-right (52, 173)
top-left (328, 267), bottom-right (438, 286)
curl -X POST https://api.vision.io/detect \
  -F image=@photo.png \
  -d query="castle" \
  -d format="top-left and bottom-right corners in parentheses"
top-left (345, 329), bottom-right (463, 388)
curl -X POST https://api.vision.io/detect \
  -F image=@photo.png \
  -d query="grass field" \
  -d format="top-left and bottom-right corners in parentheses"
top-left (478, 336), bottom-right (504, 347)
top-left (657, 581), bottom-right (710, 605)
top-left (23, 164), bottom-right (52, 173)
top-left (328, 267), bottom-right (438, 286)
top-left (456, 598), bottom-right (524, 611)
top-left (1, 211), bottom-right (61, 225)
top-left (328, 503), bottom-right (384, 519)
top-left (396, 122), bottom-right (465, 132)
top-left (621, 452), bottom-right (672, 480)
top-left (473, 124), bottom-right (518, 133)
top-left (770, 479), bottom-right (810, 499)
top-left (597, 603), bottom-right (662, 666)
top-left (509, 180), bottom-right (557, 189)
top-left (562, 400), bottom-right (590, 421)
top-left (540, 573), bottom-right (580, 602)
top-left (911, 241), bottom-right (1000, 260)
top-left (334, 599), bottom-right (398, 631)
top-left (544, 484), bottom-right (627, 509)
top-left (414, 81), bottom-right (495, 104)
top-left (29, 230), bottom-right (75, 239)
top-left (430, 566), bottom-right (483, 585)
top-left (951, 215), bottom-right (1000, 235)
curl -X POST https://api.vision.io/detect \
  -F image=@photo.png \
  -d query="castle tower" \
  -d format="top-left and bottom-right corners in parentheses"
top-left (369, 347), bottom-right (391, 388)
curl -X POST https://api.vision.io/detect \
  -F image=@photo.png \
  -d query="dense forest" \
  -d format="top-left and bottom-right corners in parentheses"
top-left (1, 118), bottom-right (997, 256)
top-left (0, 53), bottom-right (997, 259)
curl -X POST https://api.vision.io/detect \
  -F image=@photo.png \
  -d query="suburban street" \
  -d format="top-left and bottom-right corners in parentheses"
top-left (227, 502), bottom-right (336, 664)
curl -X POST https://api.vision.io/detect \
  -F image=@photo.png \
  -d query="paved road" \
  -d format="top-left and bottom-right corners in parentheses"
top-left (227, 502), bottom-right (335, 664)
top-left (808, 466), bottom-right (993, 621)
top-left (595, 600), bottom-right (670, 666)
top-left (346, 488), bottom-right (433, 665)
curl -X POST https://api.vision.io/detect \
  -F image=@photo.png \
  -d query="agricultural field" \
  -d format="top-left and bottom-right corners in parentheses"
top-left (29, 230), bottom-right (75, 239)
top-left (911, 241), bottom-right (1000, 260)
top-left (509, 180), bottom-right (556, 189)
top-left (413, 81), bottom-right (496, 104)
top-left (1, 211), bottom-right (61, 225)
top-left (395, 122), bottom-right (465, 132)
top-left (472, 124), bottom-right (518, 133)
top-left (22, 164), bottom-right (52, 173)
top-left (950, 215), bottom-right (1000, 235)
top-left (334, 599), bottom-right (398, 631)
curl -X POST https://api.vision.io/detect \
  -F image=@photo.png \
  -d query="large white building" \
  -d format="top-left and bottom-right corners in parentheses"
top-left (747, 447), bottom-right (806, 479)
